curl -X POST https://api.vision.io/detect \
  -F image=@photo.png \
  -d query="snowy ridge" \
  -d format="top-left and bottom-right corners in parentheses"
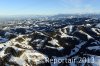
top-left (0, 23), bottom-right (100, 66)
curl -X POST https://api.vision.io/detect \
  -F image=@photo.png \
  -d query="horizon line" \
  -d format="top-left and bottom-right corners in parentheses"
top-left (0, 13), bottom-right (100, 16)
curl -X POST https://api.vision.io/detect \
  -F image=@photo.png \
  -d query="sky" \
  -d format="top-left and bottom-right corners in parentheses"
top-left (0, 0), bottom-right (100, 16)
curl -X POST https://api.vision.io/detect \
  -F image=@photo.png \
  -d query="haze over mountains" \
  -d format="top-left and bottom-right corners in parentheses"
top-left (0, 0), bottom-right (100, 65)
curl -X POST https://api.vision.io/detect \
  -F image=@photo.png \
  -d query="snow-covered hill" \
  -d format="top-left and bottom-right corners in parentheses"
top-left (0, 23), bottom-right (100, 66)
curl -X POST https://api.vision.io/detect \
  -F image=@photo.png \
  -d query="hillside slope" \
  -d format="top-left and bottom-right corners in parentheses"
top-left (0, 23), bottom-right (100, 66)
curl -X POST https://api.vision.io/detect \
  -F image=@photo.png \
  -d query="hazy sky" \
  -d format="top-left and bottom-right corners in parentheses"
top-left (0, 0), bottom-right (100, 16)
